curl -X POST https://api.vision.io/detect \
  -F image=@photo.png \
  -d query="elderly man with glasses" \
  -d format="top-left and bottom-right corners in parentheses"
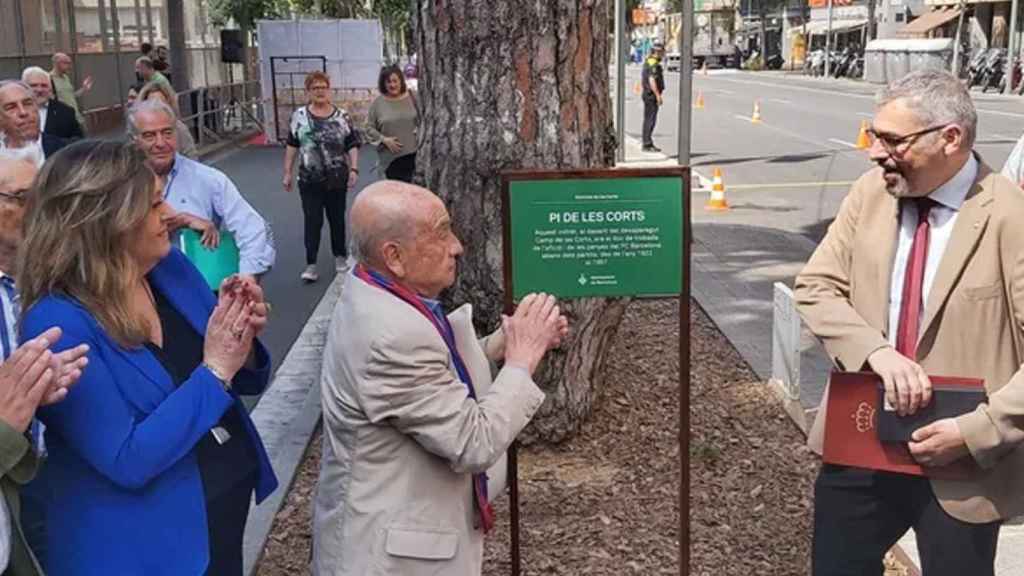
top-left (795, 69), bottom-right (1024, 575)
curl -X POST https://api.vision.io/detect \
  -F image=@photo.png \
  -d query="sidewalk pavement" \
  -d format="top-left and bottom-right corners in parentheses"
top-left (620, 134), bottom-right (1024, 574)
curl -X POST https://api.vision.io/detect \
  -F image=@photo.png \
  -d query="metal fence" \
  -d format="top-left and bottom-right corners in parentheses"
top-left (176, 80), bottom-right (266, 149)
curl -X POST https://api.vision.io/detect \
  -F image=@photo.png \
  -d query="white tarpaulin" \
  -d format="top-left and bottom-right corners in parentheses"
top-left (257, 19), bottom-right (384, 142)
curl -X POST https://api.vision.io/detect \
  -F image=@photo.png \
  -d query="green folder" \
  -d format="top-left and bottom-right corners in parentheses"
top-left (179, 229), bottom-right (240, 290)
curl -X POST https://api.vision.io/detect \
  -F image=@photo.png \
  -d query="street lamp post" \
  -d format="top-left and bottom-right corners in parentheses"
top-left (1007, 0), bottom-right (1020, 93)
top-left (616, 0), bottom-right (627, 163)
top-left (825, 0), bottom-right (834, 78)
top-left (678, 0), bottom-right (694, 167)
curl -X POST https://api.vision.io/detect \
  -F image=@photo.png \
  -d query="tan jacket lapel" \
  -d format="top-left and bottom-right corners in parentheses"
top-left (918, 167), bottom-right (994, 344)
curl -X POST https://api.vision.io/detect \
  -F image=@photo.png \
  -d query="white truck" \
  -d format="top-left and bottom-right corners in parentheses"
top-left (663, 1), bottom-right (740, 71)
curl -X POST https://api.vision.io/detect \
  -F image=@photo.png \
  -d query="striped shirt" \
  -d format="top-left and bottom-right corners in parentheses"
top-left (0, 274), bottom-right (19, 362)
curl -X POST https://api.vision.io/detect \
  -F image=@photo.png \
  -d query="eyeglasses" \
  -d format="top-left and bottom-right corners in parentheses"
top-left (0, 190), bottom-right (26, 205)
top-left (866, 124), bottom-right (948, 155)
top-left (309, 85), bottom-right (330, 92)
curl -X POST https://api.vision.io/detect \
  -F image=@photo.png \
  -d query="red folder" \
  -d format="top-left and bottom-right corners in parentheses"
top-left (823, 371), bottom-right (984, 479)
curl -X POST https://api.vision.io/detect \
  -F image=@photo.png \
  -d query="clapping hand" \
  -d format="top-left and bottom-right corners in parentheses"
top-left (45, 340), bottom-right (90, 406)
top-left (0, 327), bottom-right (88, 432)
top-left (224, 274), bottom-right (269, 338)
top-left (203, 283), bottom-right (257, 382)
top-left (502, 293), bottom-right (570, 375)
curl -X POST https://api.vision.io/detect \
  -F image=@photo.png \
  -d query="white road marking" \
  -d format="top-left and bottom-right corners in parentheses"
top-left (828, 138), bottom-right (859, 149)
top-left (711, 76), bottom-right (1024, 119)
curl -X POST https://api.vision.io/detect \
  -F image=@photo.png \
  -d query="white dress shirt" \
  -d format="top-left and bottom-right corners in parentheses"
top-left (163, 154), bottom-right (276, 275)
top-left (0, 137), bottom-right (44, 169)
top-left (38, 104), bottom-right (48, 134)
top-left (887, 154), bottom-right (979, 346)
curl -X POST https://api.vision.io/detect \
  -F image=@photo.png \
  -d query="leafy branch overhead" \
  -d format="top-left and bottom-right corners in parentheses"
top-left (205, 0), bottom-right (412, 28)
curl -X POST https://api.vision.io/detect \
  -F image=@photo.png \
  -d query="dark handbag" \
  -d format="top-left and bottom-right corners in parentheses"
top-left (323, 164), bottom-right (350, 190)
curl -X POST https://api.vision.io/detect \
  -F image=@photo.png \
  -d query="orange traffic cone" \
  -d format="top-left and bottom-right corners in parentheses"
top-left (694, 91), bottom-right (705, 109)
top-left (705, 168), bottom-right (730, 211)
top-left (856, 120), bottom-right (871, 149)
top-left (751, 100), bottom-right (762, 123)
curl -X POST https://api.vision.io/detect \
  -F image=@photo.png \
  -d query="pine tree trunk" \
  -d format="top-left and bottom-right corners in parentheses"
top-left (415, 0), bottom-right (627, 444)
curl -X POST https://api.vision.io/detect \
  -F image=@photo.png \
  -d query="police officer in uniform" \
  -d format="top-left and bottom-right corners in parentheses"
top-left (641, 43), bottom-right (666, 152)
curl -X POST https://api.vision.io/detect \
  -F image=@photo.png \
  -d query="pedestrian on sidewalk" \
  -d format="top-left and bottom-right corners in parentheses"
top-left (135, 57), bottom-right (172, 96)
top-left (365, 64), bottom-right (419, 183)
top-left (129, 100), bottom-right (275, 281)
top-left (795, 69), bottom-right (1024, 576)
top-left (282, 71), bottom-right (361, 284)
top-left (47, 53), bottom-right (91, 129)
top-left (312, 180), bottom-right (568, 576)
top-left (17, 140), bottom-right (277, 576)
top-left (641, 42), bottom-right (665, 153)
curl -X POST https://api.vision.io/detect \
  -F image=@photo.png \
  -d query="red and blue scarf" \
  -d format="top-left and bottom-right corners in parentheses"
top-left (354, 264), bottom-right (496, 532)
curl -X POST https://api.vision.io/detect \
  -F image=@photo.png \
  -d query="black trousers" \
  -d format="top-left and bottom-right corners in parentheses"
top-left (813, 464), bottom-right (1000, 576)
top-left (204, 474), bottom-right (256, 576)
top-left (385, 152), bottom-right (416, 183)
top-left (299, 178), bottom-right (348, 265)
top-left (642, 96), bottom-right (659, 147)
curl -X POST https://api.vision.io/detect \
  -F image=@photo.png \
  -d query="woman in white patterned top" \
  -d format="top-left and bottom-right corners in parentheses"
top-left (281, 72), bottom-right (361, 284)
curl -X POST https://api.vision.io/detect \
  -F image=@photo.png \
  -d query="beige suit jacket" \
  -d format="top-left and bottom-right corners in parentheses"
top-left (795, 160), bottom-right (1024, 524)
top-left (312, 271), bottom-right (545, 576)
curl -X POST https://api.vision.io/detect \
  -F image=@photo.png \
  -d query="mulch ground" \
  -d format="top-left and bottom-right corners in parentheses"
top-left (255, 298), bottom-right (908, 575)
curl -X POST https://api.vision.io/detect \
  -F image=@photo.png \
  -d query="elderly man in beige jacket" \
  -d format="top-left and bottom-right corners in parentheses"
top-left (313, 180), bottom-right (567, 576)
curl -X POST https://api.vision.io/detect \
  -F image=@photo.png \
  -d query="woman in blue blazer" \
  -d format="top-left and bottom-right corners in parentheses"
top-left (16, 140), bottom-right (278, 575)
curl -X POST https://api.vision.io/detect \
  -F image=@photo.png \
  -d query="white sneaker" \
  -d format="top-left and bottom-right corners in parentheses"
top-left (335, 256), bottom-right (350, 273)
top-left (300, 265), bottom-right (319, 283)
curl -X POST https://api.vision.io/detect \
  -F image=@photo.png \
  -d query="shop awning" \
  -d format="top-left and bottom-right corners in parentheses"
top-left (897, 7), bottom-right (962, 37)
top-left (797, 19), bottom-right (868, 36)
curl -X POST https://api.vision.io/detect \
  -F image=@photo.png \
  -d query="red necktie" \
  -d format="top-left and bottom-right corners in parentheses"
top-left (895, 198), bottom-right (934, 359)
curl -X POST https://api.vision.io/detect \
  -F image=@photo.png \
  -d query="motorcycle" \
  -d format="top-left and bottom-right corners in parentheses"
top-left (831, 47), bottom-right (853, 78)
top-left (846, 54), bottom-right (865, 79)
top-left (966, 49), bottom-right (988, 88)
top-left (978, 48), bottom-right (1007, 93)
top-left (806, 49), bottom-right (827, 77)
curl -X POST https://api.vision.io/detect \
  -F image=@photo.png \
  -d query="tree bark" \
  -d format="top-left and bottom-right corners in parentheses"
top-left (416, 0), bottom-right (627, 444)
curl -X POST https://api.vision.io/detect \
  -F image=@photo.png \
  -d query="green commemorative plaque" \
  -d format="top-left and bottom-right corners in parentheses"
top-left (502, 168), bottom-right (686, 300)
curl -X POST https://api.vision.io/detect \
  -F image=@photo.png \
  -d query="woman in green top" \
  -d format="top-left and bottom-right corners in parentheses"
top-left (365, 65), bottom-right (419, 183)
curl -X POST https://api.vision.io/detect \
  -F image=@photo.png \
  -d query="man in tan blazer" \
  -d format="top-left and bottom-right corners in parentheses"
top-left (313, 180), bottom-right (568, 576)
top-left (795, 69), bottom-right (1024, 575)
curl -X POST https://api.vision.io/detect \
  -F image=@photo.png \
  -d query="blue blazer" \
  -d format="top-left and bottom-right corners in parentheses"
top-left (20, 248), bottom-right (278, 575)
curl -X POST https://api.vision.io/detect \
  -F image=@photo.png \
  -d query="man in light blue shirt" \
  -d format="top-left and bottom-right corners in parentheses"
top-left (127, 99), bottom-right (275, 278)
